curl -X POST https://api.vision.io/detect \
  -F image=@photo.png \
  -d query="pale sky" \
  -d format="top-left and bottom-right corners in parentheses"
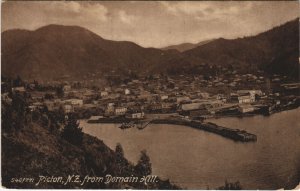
top-left (2, 1), bottom-right (299, 48)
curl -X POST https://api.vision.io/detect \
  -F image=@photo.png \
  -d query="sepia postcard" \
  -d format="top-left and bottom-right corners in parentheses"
top-left (1, 0), bottom-right (300, 190)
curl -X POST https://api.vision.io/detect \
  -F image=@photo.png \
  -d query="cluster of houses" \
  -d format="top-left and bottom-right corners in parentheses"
top-left (2, 71), bottom-right (295, 120)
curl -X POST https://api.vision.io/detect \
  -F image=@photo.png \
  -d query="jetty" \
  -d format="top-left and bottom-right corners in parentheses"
top-left (150, 118), bottom-right (257, 142)
top-left (136, 121), bottom-right (151, 130)
top-left (87, 116), bottom-right (257, 142)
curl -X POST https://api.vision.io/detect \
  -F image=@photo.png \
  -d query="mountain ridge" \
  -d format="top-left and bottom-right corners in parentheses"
top-left (161, 39), bottom-right (215, 52)
top-left (2, 18), bottom-right (299, 80)
top-left (2, 24), bottom-right (179, 80)
top-left (164, 18), bottom-right (299, 77)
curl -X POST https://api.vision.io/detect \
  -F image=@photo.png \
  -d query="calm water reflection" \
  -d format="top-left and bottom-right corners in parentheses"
top-left (82, 108), bottom-right (300, 189)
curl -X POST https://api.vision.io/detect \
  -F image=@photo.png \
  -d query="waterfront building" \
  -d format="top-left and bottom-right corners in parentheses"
top-left (238, 104), bottom-right (255, 113)
top-left (149, 103), bottom-right (162, 112)
top-left (114, 107), bottom-right (127, 116)
top-left (89, 116), bottom-right (104, 120)
top-left (126, 112), bottom-right (145, 119)
top-left (238, 95), bottom-right (255, 104)
top-left (181, 102), bottom-right (206, 111)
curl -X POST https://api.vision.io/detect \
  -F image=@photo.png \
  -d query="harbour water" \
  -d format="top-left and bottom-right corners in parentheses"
top-left (81, 108), bottom-right (300, 189)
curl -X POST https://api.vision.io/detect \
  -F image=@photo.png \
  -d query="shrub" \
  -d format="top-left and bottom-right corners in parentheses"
top-left (218, 180), bottom-right (242, 190)
top-left (115, 143), bottom-right (124, 158)
top-left (61, 115), bottom-right (83, 146)
top-left (135, 150), bottom-right (152, 176)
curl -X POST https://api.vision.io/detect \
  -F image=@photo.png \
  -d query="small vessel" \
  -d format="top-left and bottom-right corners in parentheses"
top-left (119, 121), bottom-right (135, 129)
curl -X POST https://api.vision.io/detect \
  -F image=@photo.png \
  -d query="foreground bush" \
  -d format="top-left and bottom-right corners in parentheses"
top-left (61, 115), bottom-right (83, 146)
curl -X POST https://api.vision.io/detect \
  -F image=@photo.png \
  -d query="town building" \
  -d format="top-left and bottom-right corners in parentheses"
top-left (160, 95), bottom-right (168, 101)
top-left (65, 99), bottom-right (84, 107)
top-left (237, 90), bottom-right (263, 96)
top-left (198, 92), bottom-right (210, 99)
top-left (238, 95), bottom-right (255, 104)
top-left (126, 112), bottom-right (145, 119)
top-left (64, 105), bottom-right (73, 113)
top-left (125, 88), bottom-right (130, 95)
top-left (181, 102), bottom-right (206, 111)
top-left (176, 96), bottom-right (191, 104)
top-left (12, 86), bottom-right (26, 93)
top-left (114, 107), bottom-right (127, 116)
top-left (44, 100), bottom-right (56, 111)
top-left (63, 85), bottom-right (71, 92)
top-left (100, 91), bottom-right (108, 97)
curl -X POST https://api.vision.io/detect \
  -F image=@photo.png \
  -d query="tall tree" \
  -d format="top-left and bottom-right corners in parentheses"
top-left (56, 86), bottom-right (64, 98)
top-left (135, 150), bottom-right (152, 176)
top-left (115, 143), bottom-right (124, 159)
top-left (61, 115), bottom-right (83, 146)
top-left (13, 75), bottom-right (23, 87)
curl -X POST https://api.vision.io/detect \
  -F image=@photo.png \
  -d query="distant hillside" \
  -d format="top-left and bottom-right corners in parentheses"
top-left (165, 19), bottom-right (299, 77)
top-left (2, 19), bottom-right (299, 80)
top-left (2, 25), bottom-right (178, 80)
top-left (161, 39), bottom-right (214, 52)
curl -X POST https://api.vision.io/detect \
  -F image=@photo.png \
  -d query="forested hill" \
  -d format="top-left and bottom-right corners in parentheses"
top-left (2, 18), bottom-right (299, 80)
top-left (164, 18), bottom-right (299, 78)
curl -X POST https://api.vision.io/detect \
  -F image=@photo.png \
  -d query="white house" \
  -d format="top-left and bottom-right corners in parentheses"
top-left (126, 112), bottom-right (145, 119)
top-left (114, 107), bottom-right (127, 116)
top-left (125, 89), bottom-right (130, 95)
top-left (238, 95), bottom-right (255, 104)
top-left (12, 86), bottom-right (26, 93)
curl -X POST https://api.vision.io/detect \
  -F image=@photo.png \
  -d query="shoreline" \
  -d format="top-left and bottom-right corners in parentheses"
top-left (83, 107), bottom-right (300, 190)
top-left (87, 117), bottom-right (258, 143)
top-left (87, 105), bottom-right (299, 123)
top-left (85, 106), bottom-right (299, 143)
top-left (213, 104), bottom-right (300, 119)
